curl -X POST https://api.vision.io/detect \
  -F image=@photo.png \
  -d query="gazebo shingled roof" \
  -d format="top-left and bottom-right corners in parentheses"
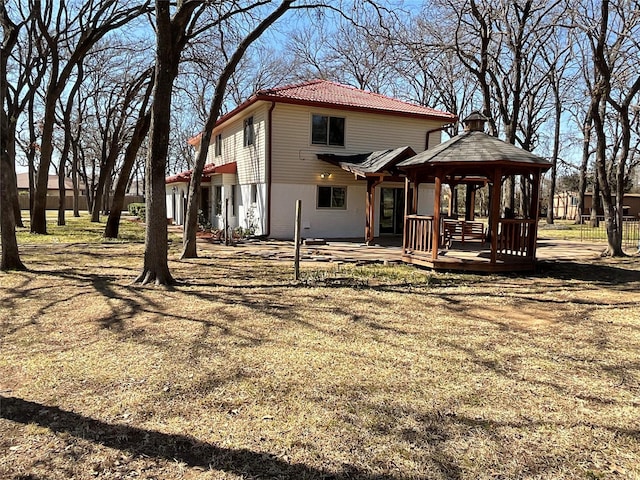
top-left (397, 130), bottom-right (551, 170)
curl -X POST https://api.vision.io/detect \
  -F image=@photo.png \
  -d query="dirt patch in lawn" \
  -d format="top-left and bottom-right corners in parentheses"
top-left (1, 240), bottom-right (639, 479)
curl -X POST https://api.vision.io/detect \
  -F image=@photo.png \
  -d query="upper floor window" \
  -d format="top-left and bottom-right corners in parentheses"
top-left (312, 114), bottom-right (345, 146)
top-left (243, 116), bottom-right (255, 147)
top-left (215, 133), bottom-right (222, 157)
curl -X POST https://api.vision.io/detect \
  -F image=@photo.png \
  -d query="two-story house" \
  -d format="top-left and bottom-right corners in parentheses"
top-left (166, 79), bottom-right (455, 240)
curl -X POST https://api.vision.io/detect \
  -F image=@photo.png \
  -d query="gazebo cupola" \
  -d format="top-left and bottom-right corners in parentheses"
top-left (462, 110), bottom-right (488, 132)
top-left (396, 114), bottom-right (552, 272)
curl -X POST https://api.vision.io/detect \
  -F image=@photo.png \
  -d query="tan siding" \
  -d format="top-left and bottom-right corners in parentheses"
top-left (270, 103), bottom-right (448, 185)
top-left (208, 103), bottom-right (268, 184)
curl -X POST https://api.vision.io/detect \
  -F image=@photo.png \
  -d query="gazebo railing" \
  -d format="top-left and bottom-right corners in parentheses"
top-left (496, 219), bottom-right (535, 257)
top-left (404, 215), bottom-right (435, 255)
top-left (404, 216), bottom-right (537, 261)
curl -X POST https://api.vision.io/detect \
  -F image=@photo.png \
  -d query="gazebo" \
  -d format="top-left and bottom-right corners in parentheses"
top-left (397, 112), bottom-right (552, 272)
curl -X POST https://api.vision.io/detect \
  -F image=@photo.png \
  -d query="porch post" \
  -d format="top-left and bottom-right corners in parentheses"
top-left (365, 177), bottom-right (378, 245)
top-left (432, 174), bottom-right (442, 261)
top-left (403, 176), bottom-right (410, 252)
top-left (490, 169), bottom-right (502, 264)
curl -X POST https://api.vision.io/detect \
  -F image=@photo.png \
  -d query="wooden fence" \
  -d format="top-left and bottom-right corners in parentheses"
top-left (18, 195), bottom-right (144, 212)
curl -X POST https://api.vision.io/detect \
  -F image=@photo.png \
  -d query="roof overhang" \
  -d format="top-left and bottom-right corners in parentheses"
top-left (166, 162), bottom-right (237, 185)
top-left (317, 146), bottom-right (416, 179)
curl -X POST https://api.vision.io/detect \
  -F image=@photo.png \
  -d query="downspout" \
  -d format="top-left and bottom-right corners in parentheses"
top-left (425, 123), bottom-right (456, 150)
top-left (265, 101), bottom-right (276, 238)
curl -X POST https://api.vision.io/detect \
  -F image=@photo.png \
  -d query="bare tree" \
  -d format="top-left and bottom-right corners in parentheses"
top-left (580, 0), bottom-right (640, 255)
top-left (181, 0), bottom-right (297, 259)
top-left (0, 0), bottom-right (27, 270)
top-left (104, 105), bottom-right (153, 239)
top-left (29, 0), bottom-right (150, 234)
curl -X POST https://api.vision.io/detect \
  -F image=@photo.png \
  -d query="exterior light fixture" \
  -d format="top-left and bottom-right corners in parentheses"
top-left (320, 172), bottom-right (331, 179)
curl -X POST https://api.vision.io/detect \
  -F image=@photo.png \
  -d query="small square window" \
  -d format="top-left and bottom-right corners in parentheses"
top-left (317, 186), bottom-right (346, 209)
top-left (243, 117), bottom-right (254, 146)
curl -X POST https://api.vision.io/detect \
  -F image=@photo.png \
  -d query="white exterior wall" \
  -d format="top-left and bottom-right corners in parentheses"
top-left (267, 103), bottom-right (446, 238)
top-left (270, 183), bottom-right (367, 239)
top-left (166, 183), bottom-right (188, 225)
top-left (418, 184), bottom-right (436, 216)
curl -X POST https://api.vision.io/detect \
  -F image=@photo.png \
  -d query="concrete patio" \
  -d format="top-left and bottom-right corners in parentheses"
top-left (193, 235), bottom-right (621, 266)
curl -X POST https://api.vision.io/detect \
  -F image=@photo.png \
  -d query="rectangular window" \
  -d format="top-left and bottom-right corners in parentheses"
top-left (317, 186), bottom-right (346, 209)
top-left (215, 133), bottom-right (222, 157)
top-left (214, 185), bottom-right (222, 215)
top-left (312, 114), bottom-right (345, 146)
top-left (250, 184), bottom-right (258, 204)
top-left (243, 116), bottom-right (254, 147)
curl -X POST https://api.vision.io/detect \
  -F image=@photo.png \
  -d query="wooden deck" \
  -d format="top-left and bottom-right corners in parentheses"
top-left (403, 215), bottom-right (537, 272)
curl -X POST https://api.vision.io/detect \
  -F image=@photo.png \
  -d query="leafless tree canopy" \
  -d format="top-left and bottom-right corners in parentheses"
top-left (2, 0), bottom-right (639, 273)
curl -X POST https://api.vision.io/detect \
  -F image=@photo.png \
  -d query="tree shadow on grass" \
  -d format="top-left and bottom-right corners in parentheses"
top-left (1, 395), bottom-right (416, 480)
top-left (535, 259), bottom-right (640, 287)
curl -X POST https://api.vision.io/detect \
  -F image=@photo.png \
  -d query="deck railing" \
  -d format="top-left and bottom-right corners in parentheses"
top-left (496, 219), bottom-right (535, 257)
top-left (404, 216), bottom-right (537, 259)
top-left (403, 215), bottom-right (435, 255)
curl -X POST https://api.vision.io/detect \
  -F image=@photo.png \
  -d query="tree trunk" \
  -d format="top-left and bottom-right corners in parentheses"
top-left (576, 113), bottom-right (592, 224)
top-left (1, 110), bottom-right (26, 271)
top-left (546, 81), bottom-right (562, 224)
top-left (31, 86), bottom-right (60, 234)
top-left (134, 0), bottom-right (175, 285)
top-left (105, 111), bottom-right (151, 239)
top-left (57, 155), bottom-right (66, 226)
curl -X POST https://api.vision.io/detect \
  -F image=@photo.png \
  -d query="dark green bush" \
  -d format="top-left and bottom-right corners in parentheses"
top-left (128, 203), bottom-right (146, 221)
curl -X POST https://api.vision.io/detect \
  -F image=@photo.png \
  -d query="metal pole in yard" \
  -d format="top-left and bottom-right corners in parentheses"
top-left (294, 199), bottom-right (302, 280)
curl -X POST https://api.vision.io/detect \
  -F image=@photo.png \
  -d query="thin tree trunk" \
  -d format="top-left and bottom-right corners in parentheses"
top-left (576, 113), bottom-right (592, 224)
top-left (105, 111), bottom-right (151, 239)
top-left (57, 155), bottom-right (66, 226)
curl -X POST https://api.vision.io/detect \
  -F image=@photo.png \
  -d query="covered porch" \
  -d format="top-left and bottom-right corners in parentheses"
top-left (317, 146), bottom-right (417, 244)
top-left (397, 112), bottom-right (552, 273)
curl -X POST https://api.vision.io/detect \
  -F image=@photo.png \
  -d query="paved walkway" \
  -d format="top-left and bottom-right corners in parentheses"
top-left (192, 235), bottom-right (624, 265)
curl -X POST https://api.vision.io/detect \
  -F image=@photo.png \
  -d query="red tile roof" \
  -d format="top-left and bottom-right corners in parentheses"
top-left (188, 80), bottom-right (456, 148)
top-left (255, 79), bottom-right (455, 120)
top-left (166, 162), bottom-right (237, 184)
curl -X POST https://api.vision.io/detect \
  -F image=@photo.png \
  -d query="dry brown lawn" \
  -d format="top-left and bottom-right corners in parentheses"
top-left (1, 234), bottom-right (640, 479)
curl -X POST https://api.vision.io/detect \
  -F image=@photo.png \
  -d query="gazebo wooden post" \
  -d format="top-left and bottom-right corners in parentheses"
top-left (528, 172), bottom-right (541, 257)
top-left (490, 168), bottom-right (502, 264)
top-left (465, 184), bottom-right (476, 221)
top-left (365, 176), bottom-right (380, 245)
top-left (403, 176), bottom-right (410, 252)
top-left (432, 174), bottom-right (442, 261)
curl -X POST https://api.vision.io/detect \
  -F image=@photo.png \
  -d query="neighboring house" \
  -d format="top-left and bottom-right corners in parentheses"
top-left (553, 191), bottom-right (640, 219)
top-left (166, 79), bottom-right (455, 240)
top-left (16, 172), bottom-right (86, 196)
